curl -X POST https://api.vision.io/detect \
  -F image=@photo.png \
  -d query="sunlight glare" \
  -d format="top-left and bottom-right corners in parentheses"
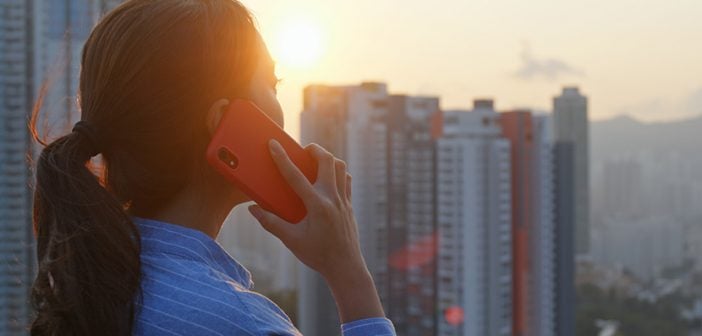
top-left (273, 18), bottom-right (324, 69)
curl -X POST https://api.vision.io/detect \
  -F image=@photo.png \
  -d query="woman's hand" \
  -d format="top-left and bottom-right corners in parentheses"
top-left (247, 139), bottom-right (385, 322)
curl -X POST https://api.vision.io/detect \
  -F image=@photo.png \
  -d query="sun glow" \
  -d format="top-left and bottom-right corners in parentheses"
top-left (272, 18), bottom-right (324, 69)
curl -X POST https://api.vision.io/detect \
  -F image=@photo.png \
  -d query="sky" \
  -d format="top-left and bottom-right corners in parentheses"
top-left (240, 0), bottom-right (702, 140)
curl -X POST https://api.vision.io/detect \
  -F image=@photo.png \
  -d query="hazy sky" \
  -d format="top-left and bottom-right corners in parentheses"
top-left (240, 0), bottom-right (702, 139)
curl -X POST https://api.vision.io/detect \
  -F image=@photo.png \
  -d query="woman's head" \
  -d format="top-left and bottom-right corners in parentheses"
top-left (81, 0), bottom-right (281, 213)
top-left (31, 0), bottom-right (277, 334)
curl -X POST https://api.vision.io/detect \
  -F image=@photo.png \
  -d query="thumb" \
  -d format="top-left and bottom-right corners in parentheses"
top-left (248, 204), bottom-right (295, 241)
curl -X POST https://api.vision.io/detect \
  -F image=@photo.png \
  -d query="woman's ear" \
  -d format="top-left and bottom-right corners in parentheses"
top-left (206, 99), bottom-right (230, 135)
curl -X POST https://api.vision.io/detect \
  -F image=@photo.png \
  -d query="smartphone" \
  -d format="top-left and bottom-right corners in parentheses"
top-left (205, 99), bottom-right (318, 223)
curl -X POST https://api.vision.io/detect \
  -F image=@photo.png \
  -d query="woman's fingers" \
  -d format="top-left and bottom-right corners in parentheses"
top-left (268, 140), bottom-right (318, 205)
top-left (305, 143), bottom-right (338, 195)
top-left (249, 204), bottom-right (297, 242)
top-left (334, 159), bottom-right (347, 201)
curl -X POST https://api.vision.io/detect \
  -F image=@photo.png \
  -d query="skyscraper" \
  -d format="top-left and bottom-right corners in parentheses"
top-left (436, 100), bottom-right (513, 336)
top-left (38, 0), bottom-right (122, 129)
top-left (553, 87), bottom-right (589, 255)
top-left (498, 111), bottom-right (535, 336)
top-left (1, 1), bottom-right (36, 333)
top-left (499, 111), bottom-right (557, 336)
top-left (299, 82), bottom-right (390, 336)
top-left (531, 115), bottom-right (556, 336)
top-left (383, 94), bottom-right (441, 335)
top-left (1, 1), bottom-right (120, 334)
top-left (300, 83), bottom-right (444, 335)
top-left (553, 141), bottom-right (576, 336)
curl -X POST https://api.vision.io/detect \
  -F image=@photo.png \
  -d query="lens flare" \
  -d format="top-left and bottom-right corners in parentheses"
top-left (444, 306), bottom-right (465, 326)
top-left (273, 18), bottom-right (324, 69)
top-left (388, 233), bottom-right (438, 270)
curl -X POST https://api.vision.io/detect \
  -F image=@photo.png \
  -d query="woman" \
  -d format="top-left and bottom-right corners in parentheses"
top-left (30, 0), bottom-right (396, 335)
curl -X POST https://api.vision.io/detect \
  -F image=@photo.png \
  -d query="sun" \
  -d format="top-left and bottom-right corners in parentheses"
top-left (272, 18), bottom-right (324, 69)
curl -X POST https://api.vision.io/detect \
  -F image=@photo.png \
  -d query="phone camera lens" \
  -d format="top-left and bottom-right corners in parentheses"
top-left (218, 148), bottom-right (238, 169)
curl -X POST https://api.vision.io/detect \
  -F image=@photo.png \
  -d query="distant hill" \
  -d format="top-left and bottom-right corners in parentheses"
top-left (591, 114), bottom-right (702, 162)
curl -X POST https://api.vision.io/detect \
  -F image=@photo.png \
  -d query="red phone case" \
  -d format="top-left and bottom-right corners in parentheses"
top-left (205, 100), bottom-right (318, 223)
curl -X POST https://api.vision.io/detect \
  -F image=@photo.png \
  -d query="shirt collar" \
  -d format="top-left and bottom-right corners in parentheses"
top-left (132, 216), bottom-right (254, 289)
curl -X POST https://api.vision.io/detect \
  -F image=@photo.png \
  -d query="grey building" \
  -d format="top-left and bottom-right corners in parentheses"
top-left (1, 1), bottom-right (120, 334)
top-left (553, 87), bottom-right (589, 255)
top-left (553, 142), bottom-right (576, 336)
top-left (1, 1), bottom-right (36, 334)
top-left (384, 95), bottom-right (440, 335)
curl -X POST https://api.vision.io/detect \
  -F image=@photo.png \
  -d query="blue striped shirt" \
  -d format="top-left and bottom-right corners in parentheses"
top-left (132, 216), bottom-right (396, 336)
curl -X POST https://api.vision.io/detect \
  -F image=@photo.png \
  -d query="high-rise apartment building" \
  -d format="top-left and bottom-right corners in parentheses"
top-left (299, 83), bottom-right (390, 336)
top-left (299, 83), bottom-right (444, 336)
top-left (1, 1), bottom-right (36, 333)
top-left (498, 111), bottom-right (535, 336)
top-left (1, 1), bottom-right (120, 334)
top-left (383, 95), bottom-right (441, 335)
top-left (553, 87), bottom-right (589, 255)
top-left (436, 100), bottom-right (512, 336)
top-left (499, 111), bottom-right (557, 336)
top-left (531, 115), bottom-right (556, 336)
top-left (553, 141), bottom-right (576, 336)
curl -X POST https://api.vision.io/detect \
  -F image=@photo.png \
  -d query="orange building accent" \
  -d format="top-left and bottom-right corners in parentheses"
top-left (430, 109), bottom-right (444, 139)
top-left (499, 111), bottom-right (535, 336)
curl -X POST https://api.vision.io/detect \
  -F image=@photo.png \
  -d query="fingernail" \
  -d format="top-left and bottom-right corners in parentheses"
top-left (248, 205), bottom-right (262, 219)
top-left (268, 139), bottom-right (282, 155)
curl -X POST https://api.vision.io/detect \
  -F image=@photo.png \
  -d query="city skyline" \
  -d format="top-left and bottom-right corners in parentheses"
top-left (297, 82), bottom-right (578, 336)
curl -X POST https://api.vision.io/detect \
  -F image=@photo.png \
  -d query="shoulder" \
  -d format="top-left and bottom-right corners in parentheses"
top-left (134, 256), bottom-right (299, 336)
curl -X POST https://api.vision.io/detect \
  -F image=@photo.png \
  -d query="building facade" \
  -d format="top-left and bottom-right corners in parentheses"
top-left (1, 1), bottom-right (36, 333)
top-left (553, 87), bottom-right (589, 255)
top-left (531, 115), bottom-right (556, 336)
top-left (384, 95), bottom-right (442, 335)
top-left (553, 141), bottom-right (576, 336)
top-left (299, 83), bottom-right (445, 335)
top-left (436, 100), bottom-right (513, 336)
top-left (298, 83), bottom-right (390, 336)
top-left (498, 111), bottom-right (534, 336)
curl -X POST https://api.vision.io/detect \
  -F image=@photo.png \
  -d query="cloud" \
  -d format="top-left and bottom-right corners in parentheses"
top-left (513, 44), bottom-right (585, 81)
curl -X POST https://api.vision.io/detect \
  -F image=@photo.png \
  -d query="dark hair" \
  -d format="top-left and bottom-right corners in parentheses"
top-left (29, 1), bottom-right (261, 334)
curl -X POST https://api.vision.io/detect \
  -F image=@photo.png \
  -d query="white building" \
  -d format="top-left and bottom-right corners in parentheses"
top-left (435, 100), bottom-right (512, 336)
top-left (531, 115), bottom-right (556, 336)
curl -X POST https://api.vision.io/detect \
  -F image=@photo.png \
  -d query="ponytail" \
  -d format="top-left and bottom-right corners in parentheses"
top-left (30, 128), bottom-right (140, 335)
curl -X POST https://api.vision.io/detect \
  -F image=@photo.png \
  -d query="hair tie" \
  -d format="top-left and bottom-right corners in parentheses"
top-left (72, 121), bottom-right (102, 157)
